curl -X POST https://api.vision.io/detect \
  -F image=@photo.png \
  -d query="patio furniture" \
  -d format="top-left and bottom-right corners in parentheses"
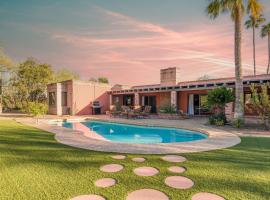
top-left (128, 106), bottom-right (142, 119)
top-left (120, 106), bottom-right (131, 118)
top-left (177, 110), bottom-right (189, 119)
top-left (140, 106), bottom-right (152, 118)
top-left (109, 105), bottom-right (121, 118)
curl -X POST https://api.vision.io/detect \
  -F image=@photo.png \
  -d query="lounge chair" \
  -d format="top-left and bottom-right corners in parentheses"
top-left (120, 106), bottom-right (131, 118)
top-left (177, 110), bottom-right (189, 119)
top-left (128, 106), bottom-right (142, 119)
top-left (140, 106), bottom-right (152, 118)
top-left (109, 105), bottom-right (121, 118)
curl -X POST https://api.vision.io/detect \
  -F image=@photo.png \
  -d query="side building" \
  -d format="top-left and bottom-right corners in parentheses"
top-left (47, 80), bottom-right (111, 115)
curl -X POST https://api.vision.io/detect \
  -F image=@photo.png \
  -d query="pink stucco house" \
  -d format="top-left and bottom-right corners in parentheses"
top-left (47, 67), bottom-right (270, 117)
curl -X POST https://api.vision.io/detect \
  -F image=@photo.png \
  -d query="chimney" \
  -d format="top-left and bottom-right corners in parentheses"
top-left (160, 67), bottom-right (180, 85)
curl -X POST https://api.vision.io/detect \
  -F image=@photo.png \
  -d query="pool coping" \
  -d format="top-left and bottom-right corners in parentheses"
top-left (19, 117), bottom-right (241, 154)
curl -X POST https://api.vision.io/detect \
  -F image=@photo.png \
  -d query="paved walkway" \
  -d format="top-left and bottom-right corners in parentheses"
top-left (17, 116), bottom-right (241, 154)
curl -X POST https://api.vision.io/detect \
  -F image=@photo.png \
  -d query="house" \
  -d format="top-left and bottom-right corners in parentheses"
top-left (47, 67), bottom-right (270, 117)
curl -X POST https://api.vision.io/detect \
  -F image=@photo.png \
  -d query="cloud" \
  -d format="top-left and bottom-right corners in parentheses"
top-left (50, 6), bottom-right (269, 84)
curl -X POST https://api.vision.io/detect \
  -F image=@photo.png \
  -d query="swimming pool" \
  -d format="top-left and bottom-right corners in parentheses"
top-left (62, 120), bottom-right (207, 144)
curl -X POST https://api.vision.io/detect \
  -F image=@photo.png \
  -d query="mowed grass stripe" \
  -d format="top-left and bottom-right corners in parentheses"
top-left (0, 120), bottom-right (270, 200)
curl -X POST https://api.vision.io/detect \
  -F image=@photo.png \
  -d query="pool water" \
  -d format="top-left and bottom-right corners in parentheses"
top-left (62, 121), bottom-right (207, 144)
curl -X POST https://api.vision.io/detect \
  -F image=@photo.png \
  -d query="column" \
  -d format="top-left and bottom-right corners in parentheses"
top-left (56, 83), bottom-right (62, 116)
top-left (134, 93), bottom-right (139, 106)
top-left (171, 91), bottom-right (177, 108)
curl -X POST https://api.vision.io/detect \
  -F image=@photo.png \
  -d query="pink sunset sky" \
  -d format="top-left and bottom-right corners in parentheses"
top-left (0, 0), bottom-right (270, 85)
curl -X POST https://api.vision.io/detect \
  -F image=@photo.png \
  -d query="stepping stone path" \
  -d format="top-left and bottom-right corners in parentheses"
top-left (134, 167), bottom-right (159, 177)
top-left (168, 166), bottom-right (186, 173)
top-left (162, 155), bottom-right (186, 163)
top-left (192, 192), bottom-right (225, 200)
top-left (100, 164), bottom-right (124, 173)
top-left (71, 194), bottom-right (106, 200)
top-left (111, 155), bottom-right (126, 160)
top-left (165, 176), bottom-right (194, 189)
top-left (132, 157), bottom-right (146, 162)
top-left (95, 178), bottom-right (116, 188)
top-left (126, 189), bottom-right (169, 200)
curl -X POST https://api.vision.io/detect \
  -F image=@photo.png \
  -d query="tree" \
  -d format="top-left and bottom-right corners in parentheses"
top-left (261, 23), bottom-right (270, 74)
top-left (207, 87), bottom-right (235, 125)
top-left (245, 14), bottom-right (265, 75)
top-left (53, 68), bottom-right (80, 82)
top-left (98, 77), bottom-right (109, 84)
top-left (248, 83), bottom-right (270, 130)
top-left (206, 0), bottom-right (263, 120)
top-left (0, 49), bottom-right (13, 113)
top-left (11, 58), bottom-right (54, 110)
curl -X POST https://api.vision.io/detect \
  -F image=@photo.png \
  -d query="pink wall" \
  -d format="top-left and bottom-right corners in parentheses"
top-left (72, 81), bottom-right (111, 115)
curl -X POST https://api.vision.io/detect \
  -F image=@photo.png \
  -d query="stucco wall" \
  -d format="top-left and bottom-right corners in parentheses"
top-left (72, 81), bottom-right (110, 115)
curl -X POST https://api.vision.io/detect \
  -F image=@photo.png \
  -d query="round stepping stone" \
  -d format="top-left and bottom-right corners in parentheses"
top-left (71, 194), bottom-right (105, 200)
top-left (111, 155), bottom-right (126, 160)
top-left (100, 164), bottom-right (124, 173)
top-left (133, 167), bottom-right (159, 177)
top-left (132, 157), bottom-right (146, 162)
top-left (162, 155), bottom-right (186, 163)
top-left (165, 176), bottom-right (194, 189)
top-left (126, 189), bottom-right (169, 200)
top-left (168, 166), bottom-right (186, 173)
top-left (192, 192), bottom-right (225, 200)
top-left (95, 178), bottom-right (116, 188)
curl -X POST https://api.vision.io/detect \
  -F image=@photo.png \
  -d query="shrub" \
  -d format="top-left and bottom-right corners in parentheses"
top-left (209, 113), bottom-right (227, 126)
top-left (25, 102), bottom-right (48, 117)
top-left (159, 104), bottom-right (177, 114)
top-left (207, 87), bottom-right (234, 126)
top-left (248, 83), bottom-right (270, 130)
top-left (233, 118), bottom-right (245, 128)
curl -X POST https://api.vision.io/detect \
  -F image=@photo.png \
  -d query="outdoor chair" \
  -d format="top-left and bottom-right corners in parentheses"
top-left (140, 106), bottom-right (152, 118)
top-left (109, 105), bottom-right (121, 118)
top-left (128, 106), bottom-right (142, 119)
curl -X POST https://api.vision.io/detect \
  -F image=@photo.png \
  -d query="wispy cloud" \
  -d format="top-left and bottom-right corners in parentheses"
top-left (49, 6), bottom-right (268, 84)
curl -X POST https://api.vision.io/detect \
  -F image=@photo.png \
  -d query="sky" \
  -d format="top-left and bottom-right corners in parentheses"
top-left (0, 0), bottom-right (270, 85)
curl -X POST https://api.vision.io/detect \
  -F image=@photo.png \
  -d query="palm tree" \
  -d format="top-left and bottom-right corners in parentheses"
top-left (245, 14), bottom-right (265, 75)
top-left (261, 23), bottom-right (270, 74)
top-left (206, 0), bottom-right (263, 120)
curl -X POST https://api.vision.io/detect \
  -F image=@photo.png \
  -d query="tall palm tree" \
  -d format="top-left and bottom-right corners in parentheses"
top-left (245, 14), bottom-right (265, 75)
top-left (261, 23), bottom-right (270, 74)
top-left (206, 0), bottom-right (263, 120)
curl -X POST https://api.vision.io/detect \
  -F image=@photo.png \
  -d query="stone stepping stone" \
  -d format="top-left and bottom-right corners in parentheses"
top-left (95, 178), bottom-right (116, 188)
top-left (71, 194), bottom-right (106, 200)
top-left (168, 166), bottom-right (186, 173)
top-left (126, 189), bottom-right (169, 200)
top-left (162, 155), bottom-right (186, 163)
top-left (165, 176), bottom-right (194, 189)
top-left (192, 192), bottom-right (225, 200)
top-left (111, 155), bottom-right (126, 160)
top-left (133, 167), bottom-right (159, 177)
top-left (100, 164), bottom-right (124, 173)
top-left (132, 157), bottom-right (146, 162)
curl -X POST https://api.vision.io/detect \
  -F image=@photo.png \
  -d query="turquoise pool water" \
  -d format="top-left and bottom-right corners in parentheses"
top-left (62, 121), bottom-right (207, 144)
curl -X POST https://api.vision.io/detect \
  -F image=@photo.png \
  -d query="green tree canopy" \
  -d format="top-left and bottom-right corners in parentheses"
top-left (97, 77), bottom-right (109, 84)
top-left (0, 49), bottom-right (13, 70)
top-left (11, 58), bottom-right (54, 109)
top-left (53, 68), bottom-right (80, 82)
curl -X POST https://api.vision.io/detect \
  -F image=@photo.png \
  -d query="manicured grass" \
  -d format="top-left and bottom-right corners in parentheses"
top-left (0, 120), bottom-right (269, 200)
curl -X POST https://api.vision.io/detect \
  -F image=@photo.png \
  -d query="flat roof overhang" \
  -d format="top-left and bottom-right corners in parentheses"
top-left (109, 78), bottom-right (270, 95)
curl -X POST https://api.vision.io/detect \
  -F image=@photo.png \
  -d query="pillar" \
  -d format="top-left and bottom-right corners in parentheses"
top-left (171, 91), bottom-right (177, 108)
top-left (134, 93), bottom-right (139, 106)
top-left (56, 83), bottom-right (62, 116)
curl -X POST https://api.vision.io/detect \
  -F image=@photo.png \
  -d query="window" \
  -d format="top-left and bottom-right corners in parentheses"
top-left (49, 92), bottom-right (56, 106)
top-left (61, 92), bottom-right (67, 106)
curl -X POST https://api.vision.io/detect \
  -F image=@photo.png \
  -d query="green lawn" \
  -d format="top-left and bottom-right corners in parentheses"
top-left (0, 120), bottom-right (269, 200)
